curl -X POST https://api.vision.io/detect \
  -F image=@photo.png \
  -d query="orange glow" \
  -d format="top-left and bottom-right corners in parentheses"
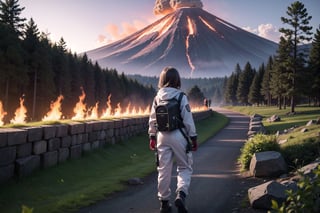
top-left (199, 16), bottom-right (224, 38)
top-left (0, 101), bottom-right (7, 126)
top-left (42, 95), bottom-right (64, 121)
top-left (186, 16), bottom-right (195, 71)
top-left (71, 88), bottom-right (87, 120)
top-left (87, 102), bottom-right (99, 120)
top-left (101, 94), bottom-right (112, 118)
top-left (138, 16), bottom-right (174, 40)
top-left (10, 96), bottom-right (27, 124)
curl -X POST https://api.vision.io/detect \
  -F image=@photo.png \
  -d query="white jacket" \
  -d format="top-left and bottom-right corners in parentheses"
top-left (148, 87), bottom-right (197, 138)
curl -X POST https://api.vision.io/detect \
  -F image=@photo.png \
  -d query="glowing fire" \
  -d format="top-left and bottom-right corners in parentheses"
top-left (71, 88), bottom-right (87, 120)
top-left (42, 95), bottom-right (64, 121)
top-left (0, 89), bottom-right (207, 126)
top-left (0, 101), bottom-right (7, 126)
top-left (10, 96), bottom-right (27, 124)
top-left (186, 16), bottom-right (196, 71)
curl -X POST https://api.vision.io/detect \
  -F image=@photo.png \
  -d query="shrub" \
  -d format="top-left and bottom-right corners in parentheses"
top-left (238, 134), bottom-right (280, 171)
top-left (271, 165), bottom-right (320, 213)
top-left (281, 137), bottom-right (320, 170)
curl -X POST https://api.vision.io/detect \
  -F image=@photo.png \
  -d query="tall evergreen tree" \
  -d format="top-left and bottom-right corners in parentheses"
top-left (236, 62), bottom-right (255, 105)
top-left (187, 85), bottom-right (205, 106)
top-left (224, 64), bottom-right (241, 105)
top-left (0, 0), bottom-right (25, 35)
top-left (261, 56), bottom-right (274, 106)
top-left (309, 26), bottom-right (320, 106)
top-left (279, 1), bottom-right (313, 112)
top-left (248, 64), bottom-right (264, 106)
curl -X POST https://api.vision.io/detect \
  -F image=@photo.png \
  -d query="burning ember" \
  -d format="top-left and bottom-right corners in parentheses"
top-left (0, 101), bottom-right (7, 126)
top-left (0, 88), bottom-right (207, 126)
top-left (42, 95), bottom-right (64, 121)
top-left (10, 96), bottom-right (27, 124)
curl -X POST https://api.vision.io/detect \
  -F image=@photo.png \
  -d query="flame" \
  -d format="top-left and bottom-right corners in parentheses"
top-left (71, 88), bottom-right (87, 120)
top-left (42, 95), bottom-right (64, 121)
top-left (101, 94), bottom-right (112, 118)
top-left (0, 101), bottom-right (7, 126)
top-left (87, 102), bottom-right (99, 120)
top-left (114, 103), bottom-right (122, 117)
top-left (186, 16), bottom-right (196, 72)
top-left (199, 16), bottom-right (224, 39)
top-left (10, 96), bottom-right (27, 124)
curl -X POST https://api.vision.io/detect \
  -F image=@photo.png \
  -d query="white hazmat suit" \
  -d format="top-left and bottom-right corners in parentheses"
top-left (149, 87), bottom-right (197, 200)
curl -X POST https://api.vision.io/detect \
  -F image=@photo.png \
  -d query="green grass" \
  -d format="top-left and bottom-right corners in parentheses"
top-left (0, 111), bottom-right (228, 213)
top-left (227, 105), bottom-right (320, 171)
top-left (225, 106), bottom-right (320, 133)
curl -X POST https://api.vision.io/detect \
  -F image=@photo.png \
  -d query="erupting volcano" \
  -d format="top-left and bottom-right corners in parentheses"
top-left (86, 1), bottom-right (278, 77)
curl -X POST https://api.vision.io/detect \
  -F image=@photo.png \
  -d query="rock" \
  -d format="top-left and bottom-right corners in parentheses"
top-left (306, 120), bottom-right (315, 126)
top-left (298, 161), bottom-right (320, 179)
top-left (300, 128), bottom-right (308, 133)
top-left (248, 180), bottom-right (287, 210)
top-left (267, 115), bottom-right (280, 122)
top-left (278, 139), bottom-right (288, 145)
top-left (250, 151), bottom-right (287, 177)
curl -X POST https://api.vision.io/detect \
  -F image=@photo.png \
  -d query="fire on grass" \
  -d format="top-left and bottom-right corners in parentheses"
top-left (0, 89), bottom-right (207, 126)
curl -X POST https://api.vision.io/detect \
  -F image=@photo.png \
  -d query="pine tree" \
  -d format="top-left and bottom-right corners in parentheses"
top-left (236, 62), bottom-right (255, 105)
top-left (248, 64), bottom-right (264, 106)
top-left (224, 64), bottom-right (241, 105)
top-left (0, 0), bottom-right (26, 35)
top-left (187, 85), bottom-right (205, 106)
top-left (309, 26), bottom-right (320, 106)
top-left (279, 1), bottom-right (313, 112)
top-left (261, 56), bottom-right (273, 106)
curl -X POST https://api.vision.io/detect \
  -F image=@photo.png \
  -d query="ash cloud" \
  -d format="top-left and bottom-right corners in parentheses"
top-left (154, 0), bottom-right (203, 15)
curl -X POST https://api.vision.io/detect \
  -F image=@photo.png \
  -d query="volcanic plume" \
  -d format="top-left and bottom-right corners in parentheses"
top-left (86, 6), bottom-right (278, 77)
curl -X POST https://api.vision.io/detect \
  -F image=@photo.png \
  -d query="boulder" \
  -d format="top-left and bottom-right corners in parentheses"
top-left (267, 115), bottom-right (280, 122)
top-left (248, 180), bottom-right (287, 210)
top-left (250, 151), bottom-right (287, 177)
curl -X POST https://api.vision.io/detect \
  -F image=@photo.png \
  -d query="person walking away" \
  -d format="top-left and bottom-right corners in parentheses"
top-left (148, 67), bottom-right (198, 213)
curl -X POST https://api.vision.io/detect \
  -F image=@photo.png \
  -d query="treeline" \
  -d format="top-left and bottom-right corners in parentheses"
top-left (128, 74), bottom-right (225, 106)
top-left (224, 1), bottom-right (320, 112)
top-left (0, 0), bottom-right (155, 122)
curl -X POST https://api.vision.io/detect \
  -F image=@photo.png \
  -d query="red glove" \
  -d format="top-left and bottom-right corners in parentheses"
top-left (192, 140), bottom-right (198, 151)
top-left (190, 136), bottom-right (198, 151)
top-left (149, 136), bottom-right (156, 150)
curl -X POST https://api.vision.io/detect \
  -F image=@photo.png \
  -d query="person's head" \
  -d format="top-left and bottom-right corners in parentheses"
top-left (158, 66), bottom-right (181, 89)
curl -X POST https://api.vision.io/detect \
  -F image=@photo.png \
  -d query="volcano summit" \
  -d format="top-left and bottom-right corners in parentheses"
top-left (86, 7), bottom-right (278, 77)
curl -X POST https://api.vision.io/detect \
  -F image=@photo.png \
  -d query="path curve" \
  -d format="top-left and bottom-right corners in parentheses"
top-left (77, 108), bottom-right (250, 213)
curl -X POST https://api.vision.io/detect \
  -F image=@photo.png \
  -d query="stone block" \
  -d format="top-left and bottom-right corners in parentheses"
top-left (48, 138), bottom-right (61, 151)
top-left (0, 129), bottom-right (7, 147)
top-left (42, 151), bottom-right (58, 168)
top-left (7, 128), bottom-right (27, 146)
top-left (58, 148), bottom-right (69, 163)
top-left (248, 181), bottom-right (287, 210)
top-left (70, 145), bottom-right (82, 159)
top-left (113, 119), bottom-right (123, 128)
top-left (24, 126), bottom-right (43, 142)
top-left (17, 143), bottom-right (32, 158)
top-left (102, 120), bottom-right (115, 129)
top-left (56, 124), bottom-right (68, 137)
top-left (89, 131), bottom-right (99, 142)
top-left (92, 141), bottom-right (100, 150)
top-left (42, 125), bottom-right (56, 139)
top-left (250, 151), bottom-right (287, 177)
top-left (0, 164), bottom-right (14, 183)
top-left (68, 122), bottom-right (85, 135)
top-left (82, 143), bottom-right (91, 152)
top-left (61, 135), bottom-right (72, 148)
top-left (33, 140), bottom-right (47, 155)
top-left (15, 155), bottom-right (40, 177)
top-left (0, 146), bottom-right (16, 166)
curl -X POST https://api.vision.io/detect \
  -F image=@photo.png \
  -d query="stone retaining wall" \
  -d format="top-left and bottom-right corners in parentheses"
top-left (0, 110), bottom-right (212, 183)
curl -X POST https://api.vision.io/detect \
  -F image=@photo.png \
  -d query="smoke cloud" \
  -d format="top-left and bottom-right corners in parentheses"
top-left (154, 0), bottom-right (203, 15)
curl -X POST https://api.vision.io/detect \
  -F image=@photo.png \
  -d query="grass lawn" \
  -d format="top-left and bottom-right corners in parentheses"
top-left (0, 110), bottom-right (228, 213)
top-left (225, 105), bottom-right (320, 133)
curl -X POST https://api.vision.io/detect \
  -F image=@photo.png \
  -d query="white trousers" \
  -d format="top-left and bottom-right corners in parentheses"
top-left (156, 129), bottom-right (193, 200)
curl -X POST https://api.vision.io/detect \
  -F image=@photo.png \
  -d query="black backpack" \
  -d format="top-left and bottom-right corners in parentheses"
top-left (154, 92), bottom-right (184, 131)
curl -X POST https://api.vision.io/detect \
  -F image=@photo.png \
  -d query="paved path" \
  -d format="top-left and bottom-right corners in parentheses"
top-left (78, 108), bottom-right (250, 213)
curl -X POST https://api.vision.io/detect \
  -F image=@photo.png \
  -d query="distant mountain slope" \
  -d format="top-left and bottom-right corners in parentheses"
top-left (86, 7), bottom-right (278, 77)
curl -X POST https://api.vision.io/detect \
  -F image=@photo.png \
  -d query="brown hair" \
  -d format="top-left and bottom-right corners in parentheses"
top-left (158, 66), bottom-right (181, 89)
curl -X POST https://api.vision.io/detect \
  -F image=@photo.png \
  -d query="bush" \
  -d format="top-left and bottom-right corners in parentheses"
top-left (281, 137), bottom-right (320, 170)
top-left (271, 165), bottom-right (320, 213)
top-left (238, 134), bottom-right (280, 171)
